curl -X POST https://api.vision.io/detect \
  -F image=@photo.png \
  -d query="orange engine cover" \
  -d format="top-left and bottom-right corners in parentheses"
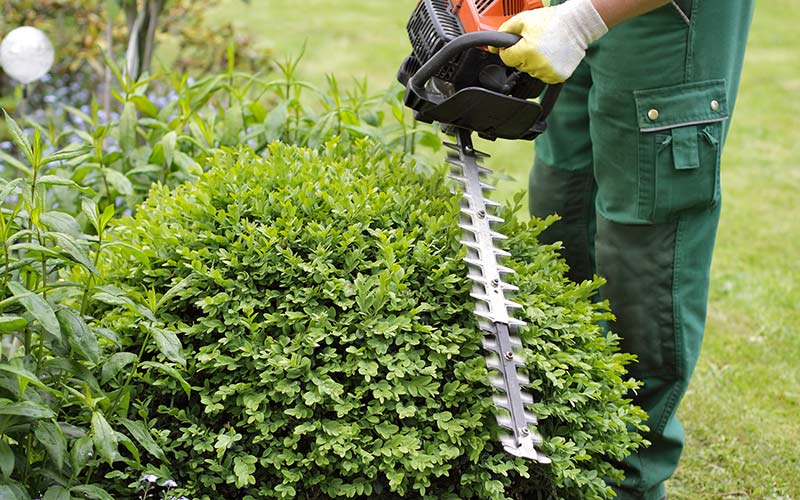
top-left (453, 0), bottom-right (545, 32)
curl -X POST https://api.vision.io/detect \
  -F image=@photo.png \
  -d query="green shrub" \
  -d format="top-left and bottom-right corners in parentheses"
top-left (94, 139), bottom-right (646, 499)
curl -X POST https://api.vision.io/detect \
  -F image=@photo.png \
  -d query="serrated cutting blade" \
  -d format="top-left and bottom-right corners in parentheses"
top-left (450, 128), bottom-right (550, 463)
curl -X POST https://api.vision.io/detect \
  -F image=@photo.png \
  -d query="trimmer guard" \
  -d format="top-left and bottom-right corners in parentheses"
top-left (405, 86), bottom-right (545, 141)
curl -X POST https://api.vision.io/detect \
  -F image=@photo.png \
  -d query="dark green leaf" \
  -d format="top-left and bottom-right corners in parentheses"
top-left (36, 175), bottom-right (93, 193)
top-left (100, 352), bottom-right (137, 384)
top-left (0, 400), bottom-right (55, 419)
top-left (6, 281), bottom-right (60, 337)
top-left (0, 440), bottom-right (14, 478)
top-left (42, 485), bottom-right (70, 500)
top-left (56, 308), bottom-right (100, 363)
top-left (34, 420), bottom-right (67, 472)
top-left (140, 362), bottom-right (191, 397)
top-left (119, 418), bottom-right (166, 461)
top-left (92, 290), bottom-right (156, 322)
top-left (0, 364), bottom-right (59, 396)
top-left (70, 484), bottom-right (114, 500)
top-left (130, 95), bottom-right (159, 118)
top-left (119, 101), bottom-right (137, 153)
top-left (50, 232), bottom-right (97, 273)
top-left (69, 436), bottom-right (93, 476)
top-left (160, 131), bottom-right (177, 167)
top-left (0, 482), bottom-right (28, 500)
top-left (3, 111), bottom-right (34, 167)
top-left (39, 212), bottom-right (83, 238)
top-left (101, 168), bottom-right (133, 196)
top-left (90, 411), bottom-right (117, 466)
top-left (0, 315), bottom-right (27, 333)
top-left (147, 324), bottom-right (185, 366)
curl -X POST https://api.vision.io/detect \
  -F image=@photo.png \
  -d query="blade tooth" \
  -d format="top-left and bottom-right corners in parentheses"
top-left (446, 156), bottom-right (462, 166)
top-left (492, 394), bottom-right (511, 410)
top-left (482, 338), bottom-right (500, 353)
top-left (483, 198), bottom-right (502, 208)
top-left (474, 309), bottom-right (502, 323)
top-left (508, 317), bottom-right (526, 328)
top-left (524, 409), bottom-right (540, 426)
top-left (505, 300), bottom-right (524, 310)
top-left (496, 264), bottom-right (516, 275)
top-left (463, 257), bottom-right (488, 269)
top-left (459, 223), bottom-right (478, 233)
top-left (497, 280), bottom-right (519, 291)
top-left (485, 357), bottom-right (501, 372)
top-left (489, 374), bottom-right (507, 391)
top-left (477, 166), bottom-right (493, 175)
top-left (503, 437), bottom-right (552, 463)
top-left (460, 239), bottom-right (482, 251)
top-left (494, 248), bottom-right (512, 258)
top-left (448, 174), bottom-right (468, 184)
top-left (442, 141), bottom-right (459, 152)
top-left (516, 372), bottom-right (530, 386)
top-left (491, 231), bottom-right (509, 241)
top-left (496, 416), bottom-right (514, 431)
top-left (480, 182), bottom-right (497, 191)
top-left (485, 214), bottom-right (504, 223)
top-left (467, 273), bottom-right (489, 284)
top-left (478, 322), bottom-right (495, 333)
top-left (470, 292), bottom-right (493, 305)
top-left (472, 149), bottom-right (491, 159)
top-left (485, 354), bottom-right (526, 371)
top-left (520, 392), bottom-right (534, 405)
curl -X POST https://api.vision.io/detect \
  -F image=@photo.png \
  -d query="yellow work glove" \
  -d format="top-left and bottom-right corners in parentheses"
top-left (496, 0), bottom-right (608, 84)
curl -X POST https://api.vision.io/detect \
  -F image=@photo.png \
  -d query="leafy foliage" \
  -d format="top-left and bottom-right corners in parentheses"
top-left (7, 61), bottom-right (438, 221)
top-left (94, 141), bottom-right (646, 499)
top-left (0, 113), bottom-right (168, 499)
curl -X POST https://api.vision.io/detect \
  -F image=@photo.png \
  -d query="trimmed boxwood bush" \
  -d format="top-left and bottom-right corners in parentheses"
top-left (93, 139), bottom-right (646, 499)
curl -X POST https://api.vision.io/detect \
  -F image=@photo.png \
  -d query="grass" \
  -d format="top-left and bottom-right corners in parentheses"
top-left (214, 1), bottom-right (799, 497)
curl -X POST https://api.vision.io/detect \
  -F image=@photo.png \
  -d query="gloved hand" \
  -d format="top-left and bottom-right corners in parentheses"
top-left (494, 0), bottom-right (608, 84)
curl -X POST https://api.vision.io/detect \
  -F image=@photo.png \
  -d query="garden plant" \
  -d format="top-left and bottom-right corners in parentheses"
top-left (0, 63), bottom-right (648, 499)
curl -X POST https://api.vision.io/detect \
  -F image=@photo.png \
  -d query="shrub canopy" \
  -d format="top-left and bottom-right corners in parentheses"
top-left (96, 139), bottom-right (646, 499)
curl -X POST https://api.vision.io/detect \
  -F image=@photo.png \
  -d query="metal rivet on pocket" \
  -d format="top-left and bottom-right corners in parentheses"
top-left (710, 100), bottom-right (720, 111)
top-left (647, 109), bottom-right (660, 121)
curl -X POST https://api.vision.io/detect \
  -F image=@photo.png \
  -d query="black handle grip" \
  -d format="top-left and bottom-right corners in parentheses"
top-left (408, 32), bottom-right (522, 100)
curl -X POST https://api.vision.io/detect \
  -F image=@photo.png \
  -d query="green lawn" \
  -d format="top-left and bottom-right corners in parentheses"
top-left (213, 1), bottom-right (800, 497)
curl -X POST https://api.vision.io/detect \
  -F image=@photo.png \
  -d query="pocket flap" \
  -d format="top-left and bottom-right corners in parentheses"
top-left (634, 79), bottom-right (729, 132)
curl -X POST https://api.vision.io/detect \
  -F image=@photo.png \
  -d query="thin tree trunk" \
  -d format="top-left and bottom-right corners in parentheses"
top-left (140, 0), bottom-right (164, 76)
top-left (104, 9), bottom-right (113, 122)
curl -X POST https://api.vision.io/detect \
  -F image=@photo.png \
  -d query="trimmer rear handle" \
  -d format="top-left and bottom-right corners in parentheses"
top-left (408, 31), bottom-right (522, 104)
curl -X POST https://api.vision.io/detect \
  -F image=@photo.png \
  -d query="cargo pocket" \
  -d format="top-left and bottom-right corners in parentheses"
top-left (635, 79), bottom-right (728, 223)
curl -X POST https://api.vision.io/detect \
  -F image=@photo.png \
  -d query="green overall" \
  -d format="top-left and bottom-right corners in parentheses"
top-left (529, 1), bottom-right (754, 498)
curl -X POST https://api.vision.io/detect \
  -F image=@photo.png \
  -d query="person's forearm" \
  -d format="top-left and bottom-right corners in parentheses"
top-left (590, 0), bottom-right (671, 27)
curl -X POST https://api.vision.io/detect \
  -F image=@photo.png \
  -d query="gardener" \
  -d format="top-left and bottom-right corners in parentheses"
top-left (494, 0), bottom-right (754, 499)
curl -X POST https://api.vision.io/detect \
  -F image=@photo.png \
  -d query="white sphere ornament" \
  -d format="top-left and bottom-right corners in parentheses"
top-left (0, 27), bottom-right (55, 85)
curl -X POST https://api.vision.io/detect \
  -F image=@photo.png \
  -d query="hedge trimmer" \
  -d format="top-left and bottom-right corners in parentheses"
top-left (397, 0), bottom-right (561, 463)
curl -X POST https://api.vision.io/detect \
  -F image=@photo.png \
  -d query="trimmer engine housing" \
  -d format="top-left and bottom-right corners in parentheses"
top-left (398, 0), bottom-right (552, 140)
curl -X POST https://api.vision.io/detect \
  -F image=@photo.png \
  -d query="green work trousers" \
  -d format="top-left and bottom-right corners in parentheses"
top-left (529, 1), bottom-right (754, 499)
